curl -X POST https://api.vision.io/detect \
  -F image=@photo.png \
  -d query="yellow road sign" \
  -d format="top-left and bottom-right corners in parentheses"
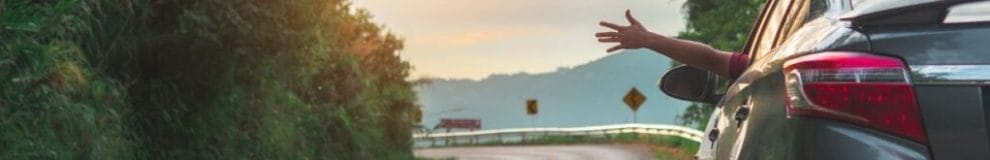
top-left (526, 99), bottom-right (538, 115)
top-left (413, 108), bottom-right (423, 123)
top-left (623, 87), bottom-right (646, 112)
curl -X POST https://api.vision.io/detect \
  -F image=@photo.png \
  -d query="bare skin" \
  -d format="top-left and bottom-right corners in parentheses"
top-left (596, 10), bottom-right (735, 78)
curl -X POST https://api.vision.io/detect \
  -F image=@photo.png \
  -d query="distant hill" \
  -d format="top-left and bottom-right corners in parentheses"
top-left (415, 50), bottom-right (689, 130)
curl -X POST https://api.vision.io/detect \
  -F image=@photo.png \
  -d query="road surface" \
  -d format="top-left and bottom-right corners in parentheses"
top-left (414, 144), bottom-right (656, 160)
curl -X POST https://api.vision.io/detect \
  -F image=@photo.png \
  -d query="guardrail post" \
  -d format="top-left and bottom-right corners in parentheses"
top-left (646, 128), bottom-right (652, 143)
top-left (473, 135), bottom-right (478, 145)
top-left (604, 129), bottom-right (610, 140)
top-left (522, 132), bottom-right (527, 143)
top-left (469, 129), bottom-right (477, 145)
top-left (497, 133), bottom-right (502, 144)
top-left (444, 128), bottom-right (450, 146)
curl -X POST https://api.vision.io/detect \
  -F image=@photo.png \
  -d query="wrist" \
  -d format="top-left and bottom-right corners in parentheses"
top-left (644, 33), bottom-right (668, 51)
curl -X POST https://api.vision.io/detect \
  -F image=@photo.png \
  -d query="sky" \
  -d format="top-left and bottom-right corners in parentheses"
top-left (351, 0), bottom-right (687, 80)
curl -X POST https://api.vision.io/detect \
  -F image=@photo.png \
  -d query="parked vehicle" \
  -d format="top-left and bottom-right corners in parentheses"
top-left (660, 0), bottom-right (990, 159)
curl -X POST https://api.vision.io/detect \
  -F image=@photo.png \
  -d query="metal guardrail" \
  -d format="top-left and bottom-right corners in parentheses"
top-left (412, 123), bottom-right (704, 147)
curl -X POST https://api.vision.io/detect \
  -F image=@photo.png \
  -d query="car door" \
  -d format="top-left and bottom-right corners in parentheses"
top-left (712, 0), bottom-right (795, 159)
top-left (696, 106), bottom-right (722, 160)
top-left (712, 0), bottom-right (841, 159)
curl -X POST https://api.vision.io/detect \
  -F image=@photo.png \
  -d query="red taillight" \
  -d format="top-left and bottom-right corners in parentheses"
top-left (784, 52), bottom-right (926, 143)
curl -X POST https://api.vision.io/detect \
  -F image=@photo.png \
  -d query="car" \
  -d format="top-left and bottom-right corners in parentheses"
top-left (659, 0), bottom-right (990, 159)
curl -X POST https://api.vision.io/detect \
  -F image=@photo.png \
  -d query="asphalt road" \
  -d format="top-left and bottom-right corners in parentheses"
top-left (414, 144), bottom-right (655, 160)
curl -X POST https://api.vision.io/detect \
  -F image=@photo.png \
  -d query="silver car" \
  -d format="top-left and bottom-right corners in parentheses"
top-left (661, 0), bottom-right (990, 159)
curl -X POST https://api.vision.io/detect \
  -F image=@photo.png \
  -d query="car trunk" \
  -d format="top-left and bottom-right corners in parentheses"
top-left (867, 24), bottom-right (990, 159)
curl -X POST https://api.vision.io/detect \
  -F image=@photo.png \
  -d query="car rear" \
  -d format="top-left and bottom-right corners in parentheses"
top-left (838, 0), bottom-right (990, 159)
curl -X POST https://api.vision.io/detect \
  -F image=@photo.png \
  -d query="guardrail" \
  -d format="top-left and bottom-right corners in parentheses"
top-left (412, 123), bottom-right (704, 147)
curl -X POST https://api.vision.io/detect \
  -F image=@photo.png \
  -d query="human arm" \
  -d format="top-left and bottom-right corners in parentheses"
top-left (596, 10), bottom-right (736, 79)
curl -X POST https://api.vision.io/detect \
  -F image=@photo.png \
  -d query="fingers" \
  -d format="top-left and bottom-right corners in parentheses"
top-left (599, 21), bottom-right (624, 31)
top-left (606, 45), bottom-right (624, 53)
top-left (597, 37), bottom-right (621, 43)
top-left (601, 10), bottom-right (639, 31)
top-left (600, 10), bottom-right (637, 53)
top-left (625, 9), bottom-right (641, 26)
top-left (595, 32), bottom-right (620, 38)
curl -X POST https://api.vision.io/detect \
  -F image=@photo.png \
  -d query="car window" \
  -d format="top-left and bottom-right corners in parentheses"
top-left (741, 0), bottom-right (773, 56)
top-left (777, 0), bottom-right (831, 46)
top-left (745, 0), bottom-right (793, 61)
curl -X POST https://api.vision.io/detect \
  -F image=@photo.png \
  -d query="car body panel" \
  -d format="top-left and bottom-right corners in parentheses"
top-left (914, 86), bottom-right (990, 159)
top-left (697, 107), bottom-right (723, 160)
top-left (868, 24), bottom-right (990, 65)
top-left (788, 117), bottom-right (930, 160)
top-left (864, 18), bottom-right (990, 160)
top-left (912, 65), bottom-right (990, 85)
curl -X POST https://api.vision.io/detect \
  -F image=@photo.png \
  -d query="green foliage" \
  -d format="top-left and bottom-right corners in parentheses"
top-left (676, 103), bottom-right (716, 130)
top-left (1, 0), bottom-right (417, 159)
top-left (673, 0), bottom-right (764, 129)
top-left (1, 1), bottom-right (135, 159)
top-left (678, 0), bottom-right (765, 51)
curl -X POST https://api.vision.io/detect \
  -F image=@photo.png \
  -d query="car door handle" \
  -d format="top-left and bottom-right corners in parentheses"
top-left (708, 128), bottom-right (720, 142)
top-left (734, 105), bottom-right (750, 126)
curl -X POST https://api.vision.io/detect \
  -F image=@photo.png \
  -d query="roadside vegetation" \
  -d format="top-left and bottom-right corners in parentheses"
top-left (528, 134), bottom-right (698, 160)
top-left (1, 0), bottom-right (417, 159)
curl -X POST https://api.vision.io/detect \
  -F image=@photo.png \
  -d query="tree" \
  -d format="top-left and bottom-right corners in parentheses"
top-left (678, 0), bottom-right (765, 51)
top-left (1, 0), bottom-right (417, 159)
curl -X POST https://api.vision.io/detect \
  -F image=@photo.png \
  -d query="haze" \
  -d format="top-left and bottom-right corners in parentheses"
top-left (352, 0), bottom-right (687, 80)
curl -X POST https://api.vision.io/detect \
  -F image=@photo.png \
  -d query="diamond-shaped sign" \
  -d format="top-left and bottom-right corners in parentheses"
top-left (526, 99), bottom-right (538, 115)
top-left (412, 108), bottom-right (423, 123)
top-left (623, 87), bottom-right (646, 112)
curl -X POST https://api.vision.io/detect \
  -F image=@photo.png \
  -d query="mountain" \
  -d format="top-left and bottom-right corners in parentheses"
top-left (414, 50), bottom-right (689, 130)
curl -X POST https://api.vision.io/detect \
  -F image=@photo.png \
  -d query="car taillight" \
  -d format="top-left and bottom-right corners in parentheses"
top-left (784, 52), bottom-right (926, 143)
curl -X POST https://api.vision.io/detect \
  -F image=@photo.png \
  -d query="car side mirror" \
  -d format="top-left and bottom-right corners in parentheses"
top-left (658, 66), bottom-right (720, 103)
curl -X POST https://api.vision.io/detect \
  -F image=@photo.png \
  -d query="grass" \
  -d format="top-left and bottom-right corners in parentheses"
top-left (526, 133), bottom-right (700, 152)
top-left (530, 134), bottom-right (699, 160)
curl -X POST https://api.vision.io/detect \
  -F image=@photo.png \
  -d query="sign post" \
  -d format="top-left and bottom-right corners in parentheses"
top-left (623, 87), bottom-right (646, 123)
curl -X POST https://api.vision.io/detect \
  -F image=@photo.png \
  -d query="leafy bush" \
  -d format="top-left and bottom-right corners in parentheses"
top-left (1, 0), bottom-right (417, 159)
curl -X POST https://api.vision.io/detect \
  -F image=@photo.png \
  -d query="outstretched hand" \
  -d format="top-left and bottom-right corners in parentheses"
top-left (596, 10), bottom-right (659, 53)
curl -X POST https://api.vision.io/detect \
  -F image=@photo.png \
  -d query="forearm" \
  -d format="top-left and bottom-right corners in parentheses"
top-left (644, 34), bottom-right (733, 78)
top-left (595, 10), bottom-right (735, 78)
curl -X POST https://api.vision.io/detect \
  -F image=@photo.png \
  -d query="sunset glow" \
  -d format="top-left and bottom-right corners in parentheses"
top-left (352, 0), bottom-right (687, 79)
